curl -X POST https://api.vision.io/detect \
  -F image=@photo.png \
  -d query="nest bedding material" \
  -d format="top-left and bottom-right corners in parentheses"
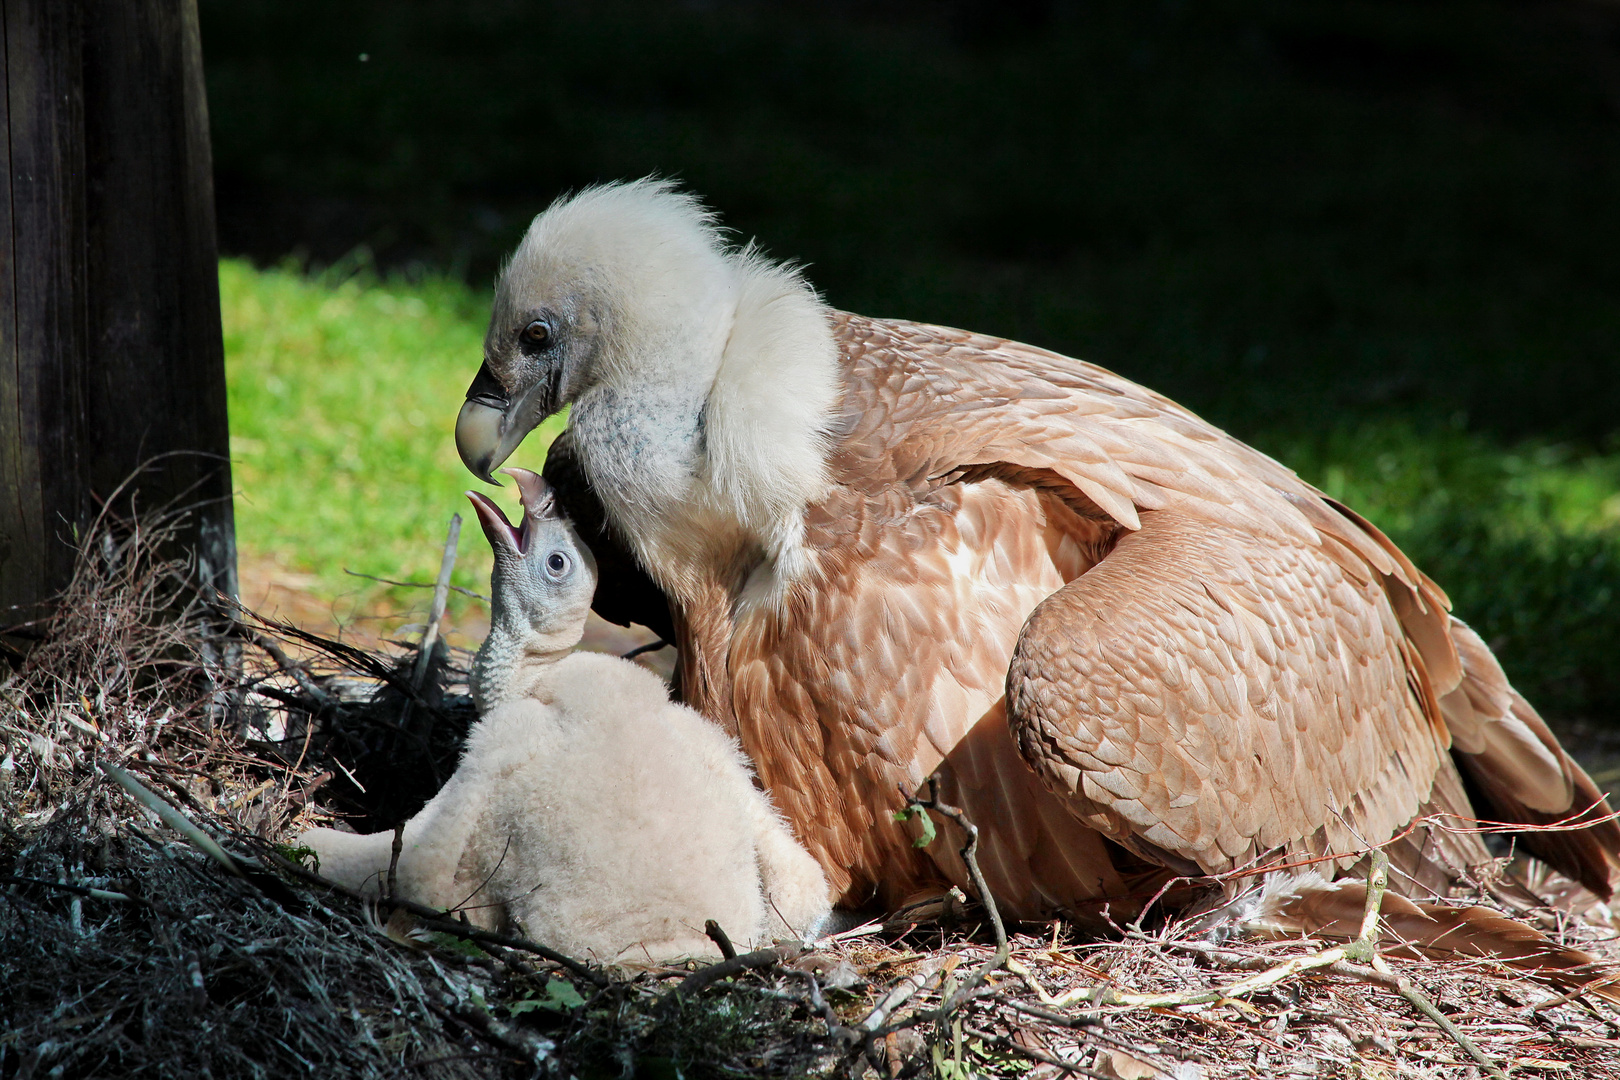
top-left (5, 514), bottom-right (1620, 1079)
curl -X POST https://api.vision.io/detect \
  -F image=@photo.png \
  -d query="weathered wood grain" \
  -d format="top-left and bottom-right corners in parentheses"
top-left (1, 0), bottom-right (234, 630)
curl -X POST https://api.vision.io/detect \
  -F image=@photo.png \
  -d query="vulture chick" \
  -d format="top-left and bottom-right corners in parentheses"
top-left (298, 469), bottom-right (830, 962)
top-left (455, 180), bottom-right (1620, 923)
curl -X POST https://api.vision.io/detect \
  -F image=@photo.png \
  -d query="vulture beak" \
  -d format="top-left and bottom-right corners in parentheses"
top-left (455, 360), bottom-right (555, 484)
top-left (464, 468), bottom-right (559, 555)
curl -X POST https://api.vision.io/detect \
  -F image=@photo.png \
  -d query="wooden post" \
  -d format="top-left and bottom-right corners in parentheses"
top-left (0, 0), bottom-right (235, 630)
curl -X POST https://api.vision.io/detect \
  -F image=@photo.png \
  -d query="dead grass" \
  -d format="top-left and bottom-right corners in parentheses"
top-left (5, 505), bottom-right (1620, 1079)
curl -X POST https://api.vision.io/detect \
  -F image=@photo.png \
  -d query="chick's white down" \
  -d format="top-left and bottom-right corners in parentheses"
top-left (299, 472), bottom-right (830, 963)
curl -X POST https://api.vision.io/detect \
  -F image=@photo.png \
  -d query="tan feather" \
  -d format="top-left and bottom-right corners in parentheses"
top-left (510, 187), bottom-right (1620, 932)
top-left (1233, 870), bottom-right (1620, 1001)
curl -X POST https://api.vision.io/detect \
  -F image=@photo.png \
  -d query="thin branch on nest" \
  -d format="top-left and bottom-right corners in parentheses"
top-left (899, 780), bottom-right (1010, 998)
top-left (670, 940), bottom-right (809, 999)
top-left (343, 567), bottom-right (489, 603)
top-left (417, 512), bottom-right (463, 686)
top-left (704, 919), bottom-right (738, 960)
top-left (1050, 849), bottom-right (1511, 1079)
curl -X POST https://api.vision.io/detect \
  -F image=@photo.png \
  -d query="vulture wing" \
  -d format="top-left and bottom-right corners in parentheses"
top-left (1005, 505), bottom-right (1453, 877)
top-left (800, 315), bottom-right (1616, 899)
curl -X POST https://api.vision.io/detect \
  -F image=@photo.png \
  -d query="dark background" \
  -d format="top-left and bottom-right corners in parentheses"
top-left (199, 0), bottom-right (1620, 719)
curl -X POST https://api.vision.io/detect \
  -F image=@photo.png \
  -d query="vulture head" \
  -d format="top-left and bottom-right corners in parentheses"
top-left (455, 179), bottom-right (844, 596)
top-left (466, 467), bottom-right (598, 646)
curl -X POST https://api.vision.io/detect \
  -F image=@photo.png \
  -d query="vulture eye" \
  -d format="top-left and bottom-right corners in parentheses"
top-left (544, 551), bottom-right (570, 579)
top-left (521, 319), bottom-right (552, 347)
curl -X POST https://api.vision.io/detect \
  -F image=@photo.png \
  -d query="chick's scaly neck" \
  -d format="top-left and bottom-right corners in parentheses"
top-left (469, 596), bottom-right (582, 712)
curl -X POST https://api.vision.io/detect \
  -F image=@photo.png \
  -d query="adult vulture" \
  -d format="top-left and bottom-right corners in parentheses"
top-left (455, 180), bottom-right (1619, 922)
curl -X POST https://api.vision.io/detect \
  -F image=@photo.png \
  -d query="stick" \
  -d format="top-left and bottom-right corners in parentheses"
top-left (857, 956), bottom-right (947, 1033)
top-left (102, 763), bottom-right (243, 879)
top-left (900, 782), bottom-right (1010, 1010)
top-left (343, 567), bottom-right (488, 602)
top-left (704, 919), bottom-right (738, 960)
top-left (427, 999), bottom-right (555, 1065)
top-left (1, 875), bottom-right (136, 905)
top-left (959, 1024), bottom-right (1114, 1080)
top-left (1372, 953), bottom-right (1509, 1079)
top-left (669, 941), bottom-right (807, 998)
top-left (241, 627), bottom-right (336, 710)
top-left (412, 513), bottom-right (461, 693)
top-left (387, 821), bottom-right (406, 899)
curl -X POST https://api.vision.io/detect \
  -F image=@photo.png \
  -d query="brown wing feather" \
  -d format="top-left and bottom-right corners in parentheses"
top-left (678, 311), bottom-right (1614, 917)
top-left (834, 315), bottom-right (1464, 693)
top-left (728, 475), bottom-right (1143, 919)
top-left (837, 314), bottom-right (1617, 892)
top-left (1006, 508), bottom-right (1449, 875)
top-left (1446, 619), bottom-right (1620, 896)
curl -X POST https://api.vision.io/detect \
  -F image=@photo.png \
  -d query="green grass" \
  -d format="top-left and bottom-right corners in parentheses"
top-left (222, 260), bottom-right (1620, 718)
top-left (221, 256), bottom-right (565, 624)
top-left (1259, 423), bottom-right (1620, 718)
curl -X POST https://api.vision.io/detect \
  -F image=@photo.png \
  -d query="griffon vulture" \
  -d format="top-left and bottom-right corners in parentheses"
top-left (299, 469), bottom-right (830, 960)
top-left (454, 180), bottom-right (1620, 923)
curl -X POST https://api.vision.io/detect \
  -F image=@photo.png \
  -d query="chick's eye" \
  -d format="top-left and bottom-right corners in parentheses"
top-left (521, 319), bottom-right (551, 347)
top-left (545, 551), bottom-right (569, 578)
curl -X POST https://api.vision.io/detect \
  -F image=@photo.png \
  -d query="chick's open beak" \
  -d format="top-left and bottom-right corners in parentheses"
top-left (502, 468), bottom-right (559, 520)
top-left (465, 490), bottom-right (526, 554)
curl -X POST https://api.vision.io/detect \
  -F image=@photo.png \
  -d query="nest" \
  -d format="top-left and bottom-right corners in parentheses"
top-left (5, 506), bottom-right (1620, 1079)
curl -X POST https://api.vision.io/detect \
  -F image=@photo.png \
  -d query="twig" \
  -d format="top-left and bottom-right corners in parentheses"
top-left (412, 513), bottom-right (462, 693)
top-left (1, 875), bottom-right (137, 905)
top-left (670, 941), bottom-right (807, 998)
top-left (705, 919), bottom-right (738, 960)
top-left (238, 626), bottom-right (336, 710)
top-left (427, 999), bottom-right (554, 1065)
top-left (101, 763), bottom-right (243, 879)
top-left (959, 1024), bottom-right (1113, 1080)
top-left (857, 956), bottom-right (947, 1033)
top-left (996, 996), bottom-right (1184, 1073)
top-left (1372, 953), bottom-right (1509, 1079)
top-left (1533, 975), bottom-right (1620, 1014)
top-left (343, 567), bottom-right (488, 602)
top-left (387, 821), bottom-right (406, 899)
top-left (901, 781), bottom-right (1010, 1008)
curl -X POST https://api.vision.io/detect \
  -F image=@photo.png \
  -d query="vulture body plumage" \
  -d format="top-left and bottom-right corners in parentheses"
top-left (455, 180), bottom-right (1620, 923)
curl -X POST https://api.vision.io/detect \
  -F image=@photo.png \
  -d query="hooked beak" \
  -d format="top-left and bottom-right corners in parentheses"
top-left (455, 360), bottom-right (556, 484)
top-left (464, 468), bottom-right (559, 554)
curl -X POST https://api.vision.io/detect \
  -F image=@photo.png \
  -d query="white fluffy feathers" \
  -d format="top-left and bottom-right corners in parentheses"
top-left (300, 651), bottom-right (830, 964)
top-left (496, 179), bottom-right (842, 601)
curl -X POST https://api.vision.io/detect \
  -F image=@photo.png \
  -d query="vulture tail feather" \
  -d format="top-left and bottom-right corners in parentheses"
top-left (1228, 871), bottom-right (1620, 1002)
top-left (1444, 618), bottom-right (1620, 899)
